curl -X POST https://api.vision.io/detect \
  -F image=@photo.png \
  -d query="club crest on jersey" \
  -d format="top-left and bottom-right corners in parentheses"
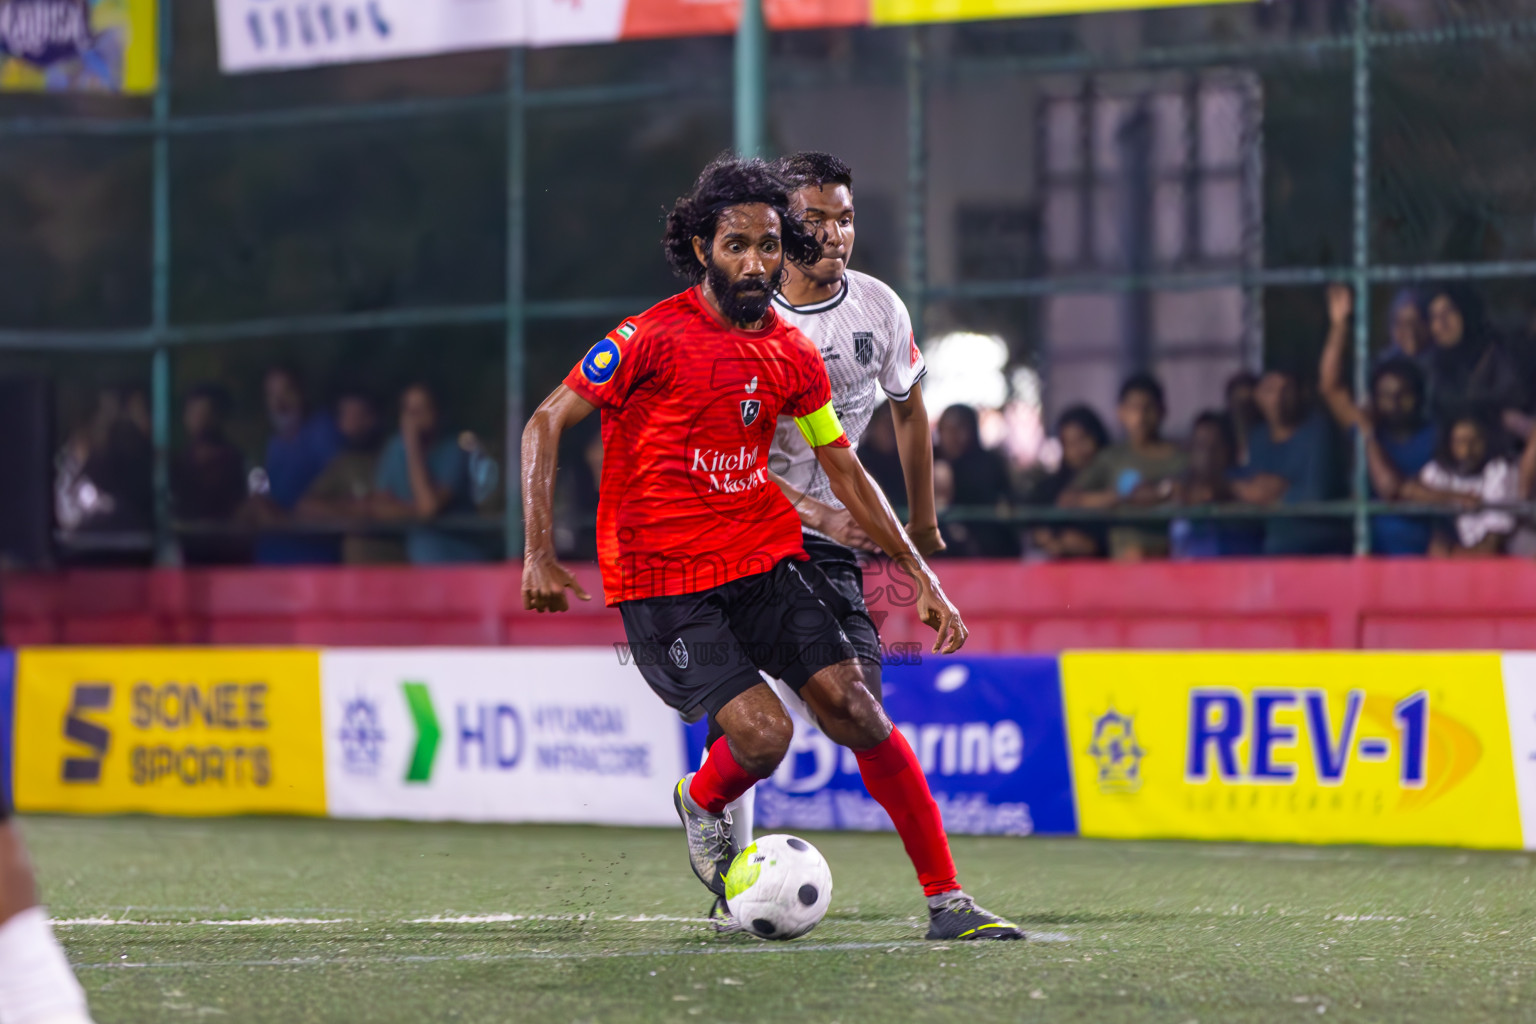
top-left (670, 638), bottom-right (689, 670)
top-left (853, 332), bottom-right (875, 366)
top-left (581, 337), bottom-right (622, 386)
top-left (740, 399), bottom-right (762, 427)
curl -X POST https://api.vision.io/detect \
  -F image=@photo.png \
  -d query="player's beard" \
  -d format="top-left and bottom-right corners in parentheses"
top-left (706, 258), bottom-right (783, 326)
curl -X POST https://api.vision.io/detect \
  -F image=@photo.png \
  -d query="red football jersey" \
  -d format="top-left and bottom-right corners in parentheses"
top-left (563, 286), bottom-right (850, 605)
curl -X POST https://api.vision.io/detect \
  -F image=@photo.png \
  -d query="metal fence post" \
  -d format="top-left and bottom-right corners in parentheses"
top-left (505, 47), bottom-right (527, 561)
top-left (1350, 0), bottom-right (1372, 556)
top-left (150, 0), bottom-right (174, 566)
top-left (735, 0), bottom-right (767, 157)
top-left (905, 27), bottom-right (927, 338)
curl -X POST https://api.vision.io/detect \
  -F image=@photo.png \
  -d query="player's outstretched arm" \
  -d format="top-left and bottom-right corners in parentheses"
top-left (767, 470), bottom-right (876, 551)
top-left (814, 443), bottom-right (967, 654)
top-left (889, 381), bottom-right (945, 557)
top-left (521, 384), bottom-right (596, 613)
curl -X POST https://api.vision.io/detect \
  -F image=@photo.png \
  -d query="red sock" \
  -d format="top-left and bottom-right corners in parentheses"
top-left (856, 730), bottom-right (961, 897)
top-left (688, 736), bottom-right (763, 815)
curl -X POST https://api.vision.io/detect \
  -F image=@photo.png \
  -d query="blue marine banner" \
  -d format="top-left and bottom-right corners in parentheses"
top-left (687, 656), bottom-right (1076, 836)
top-left (0, 649), bottom-right (13, 811)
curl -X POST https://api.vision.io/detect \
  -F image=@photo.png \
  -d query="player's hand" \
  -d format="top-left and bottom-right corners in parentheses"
top-left (521, 556), bottom-right (591, 613)
top-left (916, 579), bottom-right (967, 655)
top-left (821, 508), bottom-right (878, 552)
top-left (906, 523), bottom-right (945, 557)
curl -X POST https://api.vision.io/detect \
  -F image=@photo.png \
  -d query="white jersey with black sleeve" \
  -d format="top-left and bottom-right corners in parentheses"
top-left (770, 269), bottom-right (927, 542)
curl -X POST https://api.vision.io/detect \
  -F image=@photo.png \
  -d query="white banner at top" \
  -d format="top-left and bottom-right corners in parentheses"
top-left (216, 0), bottom-right (600, 73)
top-left (216, 0), bottom-right (712, 72)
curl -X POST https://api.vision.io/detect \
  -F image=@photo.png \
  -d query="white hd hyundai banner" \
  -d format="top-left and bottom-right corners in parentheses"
top-left (321, 648), bottom-right (686, 826)
top-left (219, 0), bottom-right (527, 73)
top-left (215, 0), bottom-right (730, 73)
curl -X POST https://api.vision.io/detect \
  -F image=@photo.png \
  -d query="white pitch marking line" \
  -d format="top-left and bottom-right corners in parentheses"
top-left (53, 913), bottom-right (1070, 941)
top-left (75, 940), bottom-right (955, 970)
top-left (1327, 914), bottom-right (1408, 923)
top-left (53, 917), bottom-right (354, 927)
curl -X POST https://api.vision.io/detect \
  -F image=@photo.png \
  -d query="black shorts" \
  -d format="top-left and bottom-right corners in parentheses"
top-left (703, 536), bottom-right (885, 747)
top-left (800, 536), bottom-right (884, 700)
top-left (618, 556), bottom-right (856, 721)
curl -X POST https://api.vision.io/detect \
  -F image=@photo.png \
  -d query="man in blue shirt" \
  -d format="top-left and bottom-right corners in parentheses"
top-left (1361, 360), bottom-right (1438, 554)
top-left (1247, 368), bottom-right (1352, 555)
top-left (255, 366), bottom-right (342, 564)
top-left (1319, 285), bottom-right (1438, 555)
top-left (374, 382), bottom-right (484, 564)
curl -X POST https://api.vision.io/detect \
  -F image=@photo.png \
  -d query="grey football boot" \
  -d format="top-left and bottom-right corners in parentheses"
top-left (708, 894), bottom-right (745, 935)
top-left (926, 891), bottom-right (1024, 941)
top-left (673, 775), bottom-right (737, 898)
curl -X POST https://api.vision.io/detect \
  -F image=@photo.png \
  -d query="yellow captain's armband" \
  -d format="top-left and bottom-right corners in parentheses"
top-left (795, 401), bottom-right (846, 447)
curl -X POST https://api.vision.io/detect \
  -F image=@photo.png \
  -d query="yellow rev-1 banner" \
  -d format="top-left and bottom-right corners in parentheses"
top-left (1060, 652), bottom-right (1522, 849)
top-left (14, 649), bottom-right (325, 816)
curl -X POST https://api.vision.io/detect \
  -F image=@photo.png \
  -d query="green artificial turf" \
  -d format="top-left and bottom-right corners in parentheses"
top-left (19, 815), bottom-right (1536, 1022)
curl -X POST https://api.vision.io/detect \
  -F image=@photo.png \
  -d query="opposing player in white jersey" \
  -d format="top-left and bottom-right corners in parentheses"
top-left (706, 150), bottom-right (948, 924)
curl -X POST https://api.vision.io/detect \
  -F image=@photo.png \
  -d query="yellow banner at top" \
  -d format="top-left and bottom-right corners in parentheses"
top-left (872, 0), bottom-right (1252, 25)
top-left (0, 0), bottom-right (157, 95)
top-left (1060, 652), bottom-right (1523, 849)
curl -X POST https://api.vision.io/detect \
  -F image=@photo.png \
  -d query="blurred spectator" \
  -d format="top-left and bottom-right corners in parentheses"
top-left (1224, 371), bottom-right (1259, 466)
top-left (1061, 373), bottom-right (1186, 561)
top-left (1247, 368), bottom-right (1350, 555)
top-left (857, 403), bottom-right (907, 507)
top-left (171, 384), bottom-right (250, 566)
top-left (1361, 360), bottom-right (1439, 555)
top-left (1319, 285), bottom-right (1438, 555)
top-left (1408, 415), bottom-right (1518, 557)
top-left (1425, 284), bottom-right (1529, 439)
top-left (297, 389), bottom-right (404, 564)
top-left (253, 366), bottom-right (342, 565)
top-left (932, 458), bottom-right (956, 520)
top-left (934, 403), bottom-right (1019, 558)
top-left (1025, 405), bottom-right (1109, 559)
top-left (374, 382), bottom-right (485, 564)
top-left (1169, 412), bottom-right (1265, 559)
top-left (554, 419), bottom-right (603, 561)
top-left (1378, 287), bottom-right (1433, 374)
top-left (55, 386), bottom-right (154, 564)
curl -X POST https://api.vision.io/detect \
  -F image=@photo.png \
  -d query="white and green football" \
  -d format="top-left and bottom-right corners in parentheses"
top-left (724, 833), bottom-right (833, 940)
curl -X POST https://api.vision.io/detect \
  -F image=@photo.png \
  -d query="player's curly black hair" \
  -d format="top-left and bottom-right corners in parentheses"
top-left (662, 155), bottom-right (822, 283)
top-left (773, 150), bottom-right (854, 191)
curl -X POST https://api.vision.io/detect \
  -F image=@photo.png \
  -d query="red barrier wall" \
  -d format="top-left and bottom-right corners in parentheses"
top-left (5, 559), bottom-right (1536, 650)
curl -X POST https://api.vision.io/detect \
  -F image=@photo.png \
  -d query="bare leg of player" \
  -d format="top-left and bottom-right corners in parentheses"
top-left (0, 824), bottom-right (94, 1024)
top-left (718, 675), bottom-right (801, 849)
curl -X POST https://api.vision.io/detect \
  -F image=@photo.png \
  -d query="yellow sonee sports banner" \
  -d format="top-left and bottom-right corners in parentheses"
top-left (1060, 652), bottom-right (1522, 849)
top-left (14, 648), bottom-right (325, 816)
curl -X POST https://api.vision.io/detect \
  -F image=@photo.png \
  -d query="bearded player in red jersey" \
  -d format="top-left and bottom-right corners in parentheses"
top-left (521, 156), bottom-right (1021, 941)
